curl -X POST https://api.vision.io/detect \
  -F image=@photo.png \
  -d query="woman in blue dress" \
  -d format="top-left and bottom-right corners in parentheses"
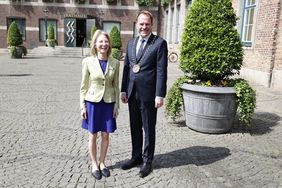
top-left (80, 30), bottom-right (120, 180)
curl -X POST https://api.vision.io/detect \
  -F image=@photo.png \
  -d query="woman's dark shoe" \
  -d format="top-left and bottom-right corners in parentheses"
top-left (101, 167), bottom-right (110, 177)
top-left (91, 168), bottom-right (102, 180)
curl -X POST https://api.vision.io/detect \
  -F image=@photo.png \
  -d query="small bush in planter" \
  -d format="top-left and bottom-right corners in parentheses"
top-left (165, 0), bottom-right (256, 127)
top-left (88, 25), bottom-right (97, 47)
top-left (136, 0), bottom-right (154, 6)
top-left (74, 0), bottom-right (85, 4)
top-left (7, 21), bottom-right (27, 58)
top-left (109, 26), bottom-right (122, 60)
top-left (46, 24), bottom-right (56, 47)
top-left (106, 0), bottom-right (117, 4)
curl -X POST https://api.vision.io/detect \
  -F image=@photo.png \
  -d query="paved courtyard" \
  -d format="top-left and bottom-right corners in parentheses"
top-left (0, 52), bottom-right (282, 188)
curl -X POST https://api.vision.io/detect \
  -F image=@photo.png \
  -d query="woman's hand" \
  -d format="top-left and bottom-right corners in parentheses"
top-left (81, 109), bottom-right (87, 119)
top-left (113, 107), bottom-right (119, 118)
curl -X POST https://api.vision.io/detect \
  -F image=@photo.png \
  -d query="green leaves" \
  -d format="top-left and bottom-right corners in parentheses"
top-left (165, 76), bottom-right (189, 121)
top-left (109, 26), bottom-right (122, 49)
top-left (136, 0), bottom-right (154, 6)
top-left (47, 24), bottom-right (55, 40)
top-left (229, 79), bottom-right (256, 126)
top-left (165, 0), bottom-right (256, 128)
top-left (90, 25), bottom-right (97, 40)
top-left (7, 21), bottom-right (23, 47)
top-left (180, 0), bottom-right (243, 83)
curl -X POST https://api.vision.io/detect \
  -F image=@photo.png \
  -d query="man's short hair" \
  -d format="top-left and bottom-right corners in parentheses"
top-left (136, 10), bottom-right (153, 25)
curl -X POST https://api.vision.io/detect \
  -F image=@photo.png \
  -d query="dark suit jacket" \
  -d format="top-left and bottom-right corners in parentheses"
top-left (121, 34), bottom-right (168, 101)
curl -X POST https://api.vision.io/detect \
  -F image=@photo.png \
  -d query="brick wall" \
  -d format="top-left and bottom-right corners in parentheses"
top-left (232, 0), bottom-right (282, 89)
top-left (0, 1), bottom-right (159, 51)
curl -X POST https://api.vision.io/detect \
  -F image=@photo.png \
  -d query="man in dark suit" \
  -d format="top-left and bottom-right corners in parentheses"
top-left (120, 10), bottom-right (168, 178)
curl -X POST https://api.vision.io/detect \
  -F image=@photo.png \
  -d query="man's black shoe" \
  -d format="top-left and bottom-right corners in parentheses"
top-left (139, 162), bottom-right (152, 178)
top-left (121, 158), bottom-right (143, 170)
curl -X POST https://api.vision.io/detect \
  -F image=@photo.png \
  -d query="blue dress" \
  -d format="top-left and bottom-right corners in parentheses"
top-left (81, 59), bottom-right (117, 134)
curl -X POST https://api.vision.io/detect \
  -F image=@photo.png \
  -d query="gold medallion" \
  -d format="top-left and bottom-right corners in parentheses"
top-left (132, 64), bottom-right (140, 73)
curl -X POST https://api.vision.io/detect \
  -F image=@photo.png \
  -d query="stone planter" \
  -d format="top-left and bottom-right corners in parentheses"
top-left (46, 39), bottom-right (56, 48)
top-left (15, 46), bottom-right (23, 58)
top-left (181, 83), bottom-right (237, 134)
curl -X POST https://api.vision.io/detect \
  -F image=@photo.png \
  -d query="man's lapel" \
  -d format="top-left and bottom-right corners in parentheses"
top-left (135, 34), bottom-right (156, 62)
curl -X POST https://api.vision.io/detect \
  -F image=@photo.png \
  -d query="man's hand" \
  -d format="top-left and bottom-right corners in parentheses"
top-left (121, 92), bottom-right (128, 103)
top-left (155, 97), bottom-right (163, 108)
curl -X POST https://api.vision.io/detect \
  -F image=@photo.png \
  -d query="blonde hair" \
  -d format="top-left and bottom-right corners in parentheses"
top-left (90, 29), bottom-right (112, 57)
top-left (136, 10), bottom-right (153, 25)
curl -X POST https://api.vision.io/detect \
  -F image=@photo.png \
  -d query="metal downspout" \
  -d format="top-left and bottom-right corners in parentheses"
top-left (269, 1), bottom-right (282, 88)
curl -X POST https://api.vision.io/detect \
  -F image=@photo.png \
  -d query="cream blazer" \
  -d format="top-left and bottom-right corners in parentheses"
top-left (80, 55), bottom-right (120, 111)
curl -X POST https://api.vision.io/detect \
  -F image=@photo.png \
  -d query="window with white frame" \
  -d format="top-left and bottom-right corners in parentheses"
top-left (7, 17), bottom-right (26, 41)
top-left (169, 7), bottom-right (174, 43)
top-left (176, 4), bottom-right (181, 43)
top-left (39, 19), bottom-right (57, 42)
top-left (164, 10), bottom-right (169, 41)
top-left (103, 21), bottom-right (120, 34)
top-left (241, 0), bottom-right (256, 47)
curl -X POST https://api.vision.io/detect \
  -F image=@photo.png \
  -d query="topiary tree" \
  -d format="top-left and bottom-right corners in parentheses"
top-left (109, 26), bottom-right (122, 49)
top-left (7, 21), bottom-right (27, 58)
top-left (109, 26), bottom-right (122, 60)
top-left (90, 25), bottom-right (97, 40)
top-left (165, 0), bottom-right (256, 127)
top-left (47, 24), bottom-right (55, 40)
top-left (180, 0), bottom-right (243, 84)
top-left (88, 25), bottom-right (97, 47)
top-left (46, 24), bottom-right (56, 47)
top-left (7, 21), bottom-right (23, 47)
top-left (136, 0), bottom-right (154, 6)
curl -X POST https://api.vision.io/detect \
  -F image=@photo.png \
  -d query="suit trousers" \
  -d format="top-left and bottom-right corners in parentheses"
top-left (128, 86), bottom-right (157, 163)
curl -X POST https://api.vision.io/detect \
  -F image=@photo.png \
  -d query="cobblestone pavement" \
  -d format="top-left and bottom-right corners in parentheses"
top-left (0, 53), bottom-right (282, 188)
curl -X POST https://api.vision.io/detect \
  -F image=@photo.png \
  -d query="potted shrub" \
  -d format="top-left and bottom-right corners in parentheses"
top-left (74, 0), bottom-right (85, 4)
top-left (106, 0), bottom-right (117, 5)
top-left (165, 0), bottom-right (256, 133)
top-left (46, 24), bottom-right (56, 48)
top-left (109, 26), bottom-right (122, 60)
top-left (88, 25), bottom-right (97, 47)
top-left (7, 21), bottom-right (27, 58)
top-left (136, 0), bottom-right (154, 6)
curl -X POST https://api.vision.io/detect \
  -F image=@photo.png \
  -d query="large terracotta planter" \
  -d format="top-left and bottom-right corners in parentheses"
top-left (181, 83), bottom-right (237, 134)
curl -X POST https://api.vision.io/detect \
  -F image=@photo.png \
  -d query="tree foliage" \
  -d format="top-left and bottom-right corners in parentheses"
top-left (109, 26), bottom-right (122, 49)
top-left (7, 21), bottom-right (23, 47)
top-left (180, 0), bottom-right (243, 83)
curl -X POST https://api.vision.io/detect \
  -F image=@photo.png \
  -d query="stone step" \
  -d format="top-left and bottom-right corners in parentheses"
top-left (27, 46), bottom-right (90, 58)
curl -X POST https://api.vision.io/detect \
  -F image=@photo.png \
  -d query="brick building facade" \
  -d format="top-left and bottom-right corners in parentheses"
top-left (2, 0), bottom-right (282, 90)
top-left (0, 0), bottom-right (160, 52)
top-left (231, 0), bottom-right (282, 90)
top-left (163, 0), bottom-right (282, 90)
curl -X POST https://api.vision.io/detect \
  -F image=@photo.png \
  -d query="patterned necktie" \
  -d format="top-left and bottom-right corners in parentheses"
top-left (137, 39), bottom-right (145, 60)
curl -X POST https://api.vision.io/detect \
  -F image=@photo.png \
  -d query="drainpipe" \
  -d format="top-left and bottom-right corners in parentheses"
top-left (269, 2), bottom-right (281, 88)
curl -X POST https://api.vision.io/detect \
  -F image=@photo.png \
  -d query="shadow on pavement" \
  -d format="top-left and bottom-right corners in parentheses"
top-left (0, 74), bottom-right (33, 77)
top-left (23, 56), bottom-right (46, 59)
top-left (232, 112), bottom-right (281, 135)
top-left (153, 146), bottom-right (230, 169)
top-left (249, 112), bottom-right (280, 135)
